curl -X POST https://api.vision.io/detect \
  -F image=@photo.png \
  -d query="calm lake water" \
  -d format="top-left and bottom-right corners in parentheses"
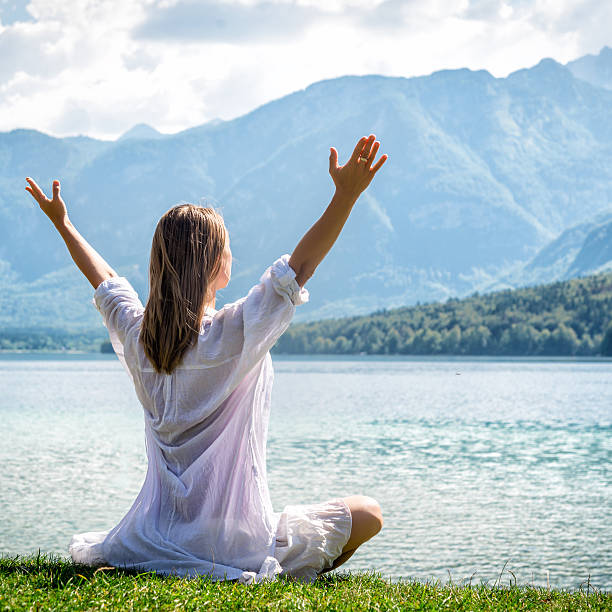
top-left (0, 354), bottom-right (610, 590)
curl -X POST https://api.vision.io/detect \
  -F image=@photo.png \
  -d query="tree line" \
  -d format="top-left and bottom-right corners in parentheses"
top-left (0, 328), bottom-right (106, 352)
top-left (273, 272), bottom-right (612, 357)
top-left (2, 272), bottom-right (611, 357)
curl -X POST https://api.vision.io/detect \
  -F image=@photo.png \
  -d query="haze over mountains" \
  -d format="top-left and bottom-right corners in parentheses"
top-left (1, 47), bottom-right (611, 329)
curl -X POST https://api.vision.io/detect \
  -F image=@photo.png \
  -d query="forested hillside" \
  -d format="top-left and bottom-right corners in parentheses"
top-left (274, 272), bottom-right (612, 356)
top-left (2, 271), bottom-right (611, 355)
top-left (0, 328), bottom-right (106, 352)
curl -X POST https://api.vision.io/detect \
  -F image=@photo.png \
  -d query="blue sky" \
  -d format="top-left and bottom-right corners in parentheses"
top-left (1, 0), bottom-right (610, 139)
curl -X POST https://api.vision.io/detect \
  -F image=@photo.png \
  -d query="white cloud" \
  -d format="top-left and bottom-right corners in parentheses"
top-left (0, 0), bottom-right (610, 139)
top-left (134, 0), bottom-right (324, 42)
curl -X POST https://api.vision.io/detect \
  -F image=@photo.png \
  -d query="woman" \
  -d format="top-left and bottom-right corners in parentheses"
top-left (25, 134), bottom-right (388, 583)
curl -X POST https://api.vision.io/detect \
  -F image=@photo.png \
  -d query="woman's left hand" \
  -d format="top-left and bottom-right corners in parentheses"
top-left (25, 177), bottom-right (69, 228)
top-left (328, 135), bottom-right (388, 200)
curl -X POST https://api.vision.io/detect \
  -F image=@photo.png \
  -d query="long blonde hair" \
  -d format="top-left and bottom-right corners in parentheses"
top-left (140, 204), bottom-right (227, 374)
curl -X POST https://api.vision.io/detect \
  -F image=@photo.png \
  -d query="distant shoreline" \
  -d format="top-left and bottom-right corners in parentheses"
top-left (1, 350), bottom-right (610, 363)
top-left (0, 350), bottom-right (116, 361)
top-left (0, 349), bottom-right (94, 354)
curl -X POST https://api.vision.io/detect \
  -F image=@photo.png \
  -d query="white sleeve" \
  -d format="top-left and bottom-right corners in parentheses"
top-left (194, 254), bottom-right (308, 377)
top-left (93, 276), bottom-right (144, 379)
top-left (242, 253), bottom-right (309, 358)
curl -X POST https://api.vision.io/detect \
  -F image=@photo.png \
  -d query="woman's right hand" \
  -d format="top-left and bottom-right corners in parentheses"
top-left (328, 134), bottom-right (387, 199)
top-left (25, 177), bottom-right (69, 228)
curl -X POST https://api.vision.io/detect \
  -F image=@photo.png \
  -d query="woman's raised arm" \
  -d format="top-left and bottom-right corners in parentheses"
top-left (288, 135), bottom-right (387, 287)
top-left (25, 178), bottom-right (117, 289)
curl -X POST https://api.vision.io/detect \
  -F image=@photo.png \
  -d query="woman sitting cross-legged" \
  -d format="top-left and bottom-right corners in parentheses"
top-left (25, 134), bottom-right (387, 583)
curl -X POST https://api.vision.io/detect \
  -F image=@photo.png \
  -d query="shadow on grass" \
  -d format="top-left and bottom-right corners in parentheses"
top-left (0, 552), bottom-right (141, 589)
top-left (315, 571), bottom-right (356, 585)
top-left (0, 552), bottom-right (365, 591)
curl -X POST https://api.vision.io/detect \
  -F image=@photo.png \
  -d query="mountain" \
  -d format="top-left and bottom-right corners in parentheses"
top-left (567, 46), bottom-right (612, 90)
top-left (118, 124), bottom-right (165, 141)
top-left (507, 210), bottom-right (612, 287)
top-left (1, 49), bottom-right (612, 329)
top-left (569, 217), bottom-right (612, 276)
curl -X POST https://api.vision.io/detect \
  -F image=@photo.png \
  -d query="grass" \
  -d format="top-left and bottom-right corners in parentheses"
top-left (0, 554), bottom-right (609, 611)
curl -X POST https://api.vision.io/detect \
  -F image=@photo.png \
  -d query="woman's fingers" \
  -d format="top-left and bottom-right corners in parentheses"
top-left (366, 141), bottom-right (380, 167)
top-left (348, 136), bottom-right (369, 164)
top-left (330, 135), bottom-right (387, 194)
top-left (25, 177), bottom-right (69, 225)
top-left (329, 147), bottom-right (339, 174)
top-left (25, 177), bottom-right (49, 205)
top-left (359, 134), bottom-right (375, 162)
top-left (371, 153), bottom-right (388, 174)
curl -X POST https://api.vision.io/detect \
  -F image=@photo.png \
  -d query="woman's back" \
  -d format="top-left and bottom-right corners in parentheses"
top-left (75, 256), bottom-right (308, 578)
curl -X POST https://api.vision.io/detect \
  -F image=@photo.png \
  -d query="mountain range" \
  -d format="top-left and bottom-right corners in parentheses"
top-left (1, 47), bottom-right (611, 328)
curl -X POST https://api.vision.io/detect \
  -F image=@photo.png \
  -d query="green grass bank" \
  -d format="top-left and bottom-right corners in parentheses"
top-left (1, 555), bottom-right (609, 611)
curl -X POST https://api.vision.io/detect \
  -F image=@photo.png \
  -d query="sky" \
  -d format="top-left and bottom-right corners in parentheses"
top-left (1, 0), bottom-right (610, 140)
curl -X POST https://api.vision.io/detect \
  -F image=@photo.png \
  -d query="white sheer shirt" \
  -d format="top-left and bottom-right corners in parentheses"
top-left (71, 255), bottom-right (308, 582)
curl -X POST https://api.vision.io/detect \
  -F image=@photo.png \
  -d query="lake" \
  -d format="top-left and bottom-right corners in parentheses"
top-left (0, 354), bottom-right (610, 590)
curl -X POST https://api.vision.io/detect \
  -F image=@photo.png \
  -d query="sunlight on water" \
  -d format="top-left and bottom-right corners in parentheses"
top-left (0, 355), bottom-right (610, 590)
